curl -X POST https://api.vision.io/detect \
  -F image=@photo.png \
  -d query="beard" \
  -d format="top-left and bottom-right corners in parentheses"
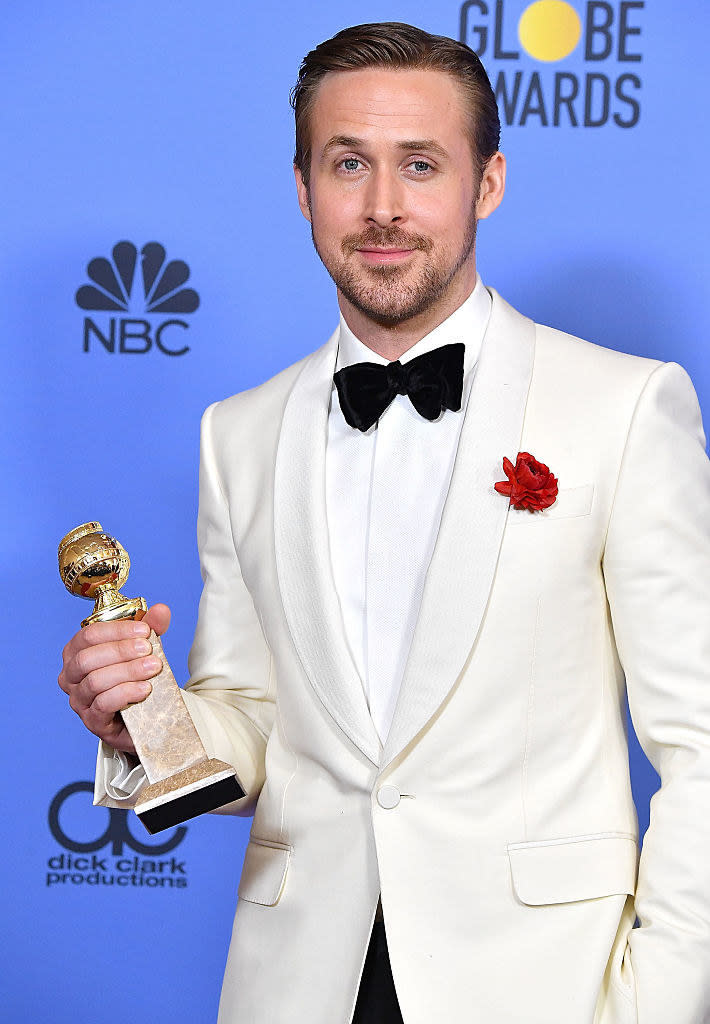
top-left (310, 213), bottom-right (478, 327)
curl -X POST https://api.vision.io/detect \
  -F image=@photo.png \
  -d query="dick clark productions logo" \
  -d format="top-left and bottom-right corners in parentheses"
top-left (46, 781), bottom-right (189, 889)
top-left (459, 0), bottom-right (644, 127)
top-left (76, 240), bottom-right (199, 356)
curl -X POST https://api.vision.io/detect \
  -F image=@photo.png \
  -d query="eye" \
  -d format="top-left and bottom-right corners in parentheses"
top-left (408, 159), bottom-right (432, 175)
top-left (340, 157), bottom-right (362, 173)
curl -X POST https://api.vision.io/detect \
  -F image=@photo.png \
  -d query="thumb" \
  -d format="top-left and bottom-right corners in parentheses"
top-left (143, 602), bottom-right (171, 636)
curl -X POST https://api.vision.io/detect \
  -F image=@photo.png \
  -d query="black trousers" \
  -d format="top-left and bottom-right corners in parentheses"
top-left (352, 918), bottom-right (404, 1024)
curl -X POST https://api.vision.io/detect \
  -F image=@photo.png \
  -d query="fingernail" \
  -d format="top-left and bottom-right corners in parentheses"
top-left (134, 639), bottom-right (151, 655)
top-left (143, 656), bottom-right (161, 672)
top-left (139, 682), bottom-right (153, 697)
top-left (132, 622), bottom-right (150, 637)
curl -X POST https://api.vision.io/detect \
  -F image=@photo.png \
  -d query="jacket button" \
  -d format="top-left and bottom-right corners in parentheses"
top-left (377, 785), bottom-right (401, 809)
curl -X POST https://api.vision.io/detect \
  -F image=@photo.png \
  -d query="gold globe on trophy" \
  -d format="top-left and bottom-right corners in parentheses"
top-left (58, 522), bottom-right (243, 834)
top-left (58, 522), bottom-right (147, 625)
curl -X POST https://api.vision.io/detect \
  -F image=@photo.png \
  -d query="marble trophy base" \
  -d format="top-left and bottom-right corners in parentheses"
top-left (122, 629), bottom-right (244, 834)
top-left (135, 757), bottom-right (243, 834)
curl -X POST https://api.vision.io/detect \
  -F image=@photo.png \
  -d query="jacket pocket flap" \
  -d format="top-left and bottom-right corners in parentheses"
top-left (238, 838), bottom-right (291, 906)
top-left (508, 832), bottom-right (638, 906)
top-left (507, 484), bottom-right (594, 524)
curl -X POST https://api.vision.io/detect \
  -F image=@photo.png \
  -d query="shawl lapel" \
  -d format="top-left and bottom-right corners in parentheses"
top-left (381, 290), bottom-right (535, 768)
top-left (274, 332), bottom-right (382, 765)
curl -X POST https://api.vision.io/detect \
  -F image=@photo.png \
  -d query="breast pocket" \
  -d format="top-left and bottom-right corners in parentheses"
top-left (506, 484), bottom-right (594, 525)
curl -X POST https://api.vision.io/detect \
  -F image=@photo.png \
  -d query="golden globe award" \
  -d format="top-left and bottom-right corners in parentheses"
top-left (58, 522), bottom-right (243, 834)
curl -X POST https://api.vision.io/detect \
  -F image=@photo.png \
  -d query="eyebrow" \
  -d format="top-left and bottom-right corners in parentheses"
top-left (322, 135), bottom-right (364, 154)
top-left (396, 139), bottom-right (449, 159)
top-left (321, 135), bottom-right (450, 159)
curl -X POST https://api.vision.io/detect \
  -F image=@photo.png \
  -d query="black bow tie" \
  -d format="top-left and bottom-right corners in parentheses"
top-left (333, 342), bottom-right (465, 432)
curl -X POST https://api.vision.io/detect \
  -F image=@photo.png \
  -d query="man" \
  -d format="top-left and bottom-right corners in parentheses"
top-left (58, 22), bottom-right (710, 1024)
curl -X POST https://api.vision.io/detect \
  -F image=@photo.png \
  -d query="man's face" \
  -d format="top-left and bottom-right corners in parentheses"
top-left (295, 67), bottom-right (490, 327)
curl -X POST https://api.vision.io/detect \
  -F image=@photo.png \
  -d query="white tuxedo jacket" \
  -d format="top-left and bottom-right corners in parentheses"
top-left (97, 290), bottom-right (710, 1024)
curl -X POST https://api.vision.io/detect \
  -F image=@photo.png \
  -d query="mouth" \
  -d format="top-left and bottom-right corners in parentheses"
top-left (355, 247), bottom-right (416, 264)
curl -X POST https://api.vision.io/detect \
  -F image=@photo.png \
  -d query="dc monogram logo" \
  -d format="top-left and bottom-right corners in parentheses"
top-left (49, 781), bottom-right (186, 856)
top-left (76, 241), bottom-right (200, 355)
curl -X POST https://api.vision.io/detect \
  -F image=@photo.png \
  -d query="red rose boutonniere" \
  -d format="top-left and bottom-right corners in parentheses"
top-left (495, 452), bottom-right (558, 512)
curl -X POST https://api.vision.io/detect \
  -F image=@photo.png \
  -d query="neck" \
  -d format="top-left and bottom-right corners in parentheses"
top-left (337, 261), bottom-right (478, 362)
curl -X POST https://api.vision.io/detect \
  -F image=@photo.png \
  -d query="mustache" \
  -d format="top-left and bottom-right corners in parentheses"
top-left (341, 227), bottom-right (434, 256)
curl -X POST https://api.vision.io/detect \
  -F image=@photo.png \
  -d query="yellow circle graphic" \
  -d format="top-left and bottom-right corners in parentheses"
top-left (518, 1), bottom-right (582, 62)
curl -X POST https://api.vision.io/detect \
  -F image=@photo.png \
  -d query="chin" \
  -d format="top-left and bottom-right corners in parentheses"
top-left (347, 290), bottom-right (435, 327)
top-left (343, 267), bottom-right (448, 324)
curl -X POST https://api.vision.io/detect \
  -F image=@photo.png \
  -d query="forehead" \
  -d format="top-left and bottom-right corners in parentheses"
top-left (308, 67), bottom-right (468, 145)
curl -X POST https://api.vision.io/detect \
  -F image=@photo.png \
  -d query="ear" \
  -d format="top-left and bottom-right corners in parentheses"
top-left (294, 164), bottom-right (312, 223)
top-left (476, 151), bottom-right (506, 221)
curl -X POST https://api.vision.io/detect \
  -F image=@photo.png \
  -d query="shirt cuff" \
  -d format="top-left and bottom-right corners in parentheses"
top-left (94, 740), bottom-right (147, 806)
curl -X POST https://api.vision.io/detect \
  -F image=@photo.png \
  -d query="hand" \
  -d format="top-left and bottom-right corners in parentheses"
top-left (58, 603), bottom-right (171, 754)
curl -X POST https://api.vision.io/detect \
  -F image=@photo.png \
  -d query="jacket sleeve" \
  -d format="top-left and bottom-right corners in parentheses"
top-left (94, 400), bottom-right (275, 816)
top-left (602, 361), bottom-right (710, 1023)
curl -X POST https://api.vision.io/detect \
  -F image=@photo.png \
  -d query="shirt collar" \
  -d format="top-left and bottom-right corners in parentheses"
top-left (334, 274), bottom-right (492, 381)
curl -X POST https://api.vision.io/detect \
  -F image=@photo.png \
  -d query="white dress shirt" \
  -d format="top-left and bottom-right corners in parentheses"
top-left (325, 277), bottom-right (492, 744)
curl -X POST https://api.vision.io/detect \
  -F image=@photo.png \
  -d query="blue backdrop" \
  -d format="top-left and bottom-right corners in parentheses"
top-left (3, 2), bottom-right (708, 1021)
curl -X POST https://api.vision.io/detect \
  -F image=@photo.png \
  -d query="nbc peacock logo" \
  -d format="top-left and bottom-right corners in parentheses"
top-left (76, 241), bottom-right (200, 356)
top-left (459, 1), bottom-right (644, 128)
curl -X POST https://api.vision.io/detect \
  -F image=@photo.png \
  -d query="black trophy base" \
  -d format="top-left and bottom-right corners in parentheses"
top-left (135, 758), bottom-right (245, 834)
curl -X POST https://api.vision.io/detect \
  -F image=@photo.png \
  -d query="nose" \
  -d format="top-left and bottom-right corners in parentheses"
top-left (363, 167), bottom-right (405, 228)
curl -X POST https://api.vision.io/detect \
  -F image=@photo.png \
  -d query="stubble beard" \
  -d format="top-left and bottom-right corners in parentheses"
top-left (310, 212), bottom-right (478, 328)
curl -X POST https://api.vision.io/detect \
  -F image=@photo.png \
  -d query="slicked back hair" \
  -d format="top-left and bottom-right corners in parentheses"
top-left (290, 22), bottom-right (501, 189)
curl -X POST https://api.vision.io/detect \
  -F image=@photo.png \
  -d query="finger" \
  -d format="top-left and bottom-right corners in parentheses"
top-left (92, 719), bottom-right (136, 754)
top-left (144, 603), bottom-right (171, 636)
top-left (87, 679), bottom-right (153, 721)
top-left (61, 636), bottom-right (156, 690)
top-left (63, 618), bottom-right (151, 665)
top-left (71, 655), bottom-right (162, 711)
top-left (75, 701), bottom-right (136, 750)
top-left (70, 679), bottom-right (151, 748)
top-left (83, 681), bottom-right (152, 751)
